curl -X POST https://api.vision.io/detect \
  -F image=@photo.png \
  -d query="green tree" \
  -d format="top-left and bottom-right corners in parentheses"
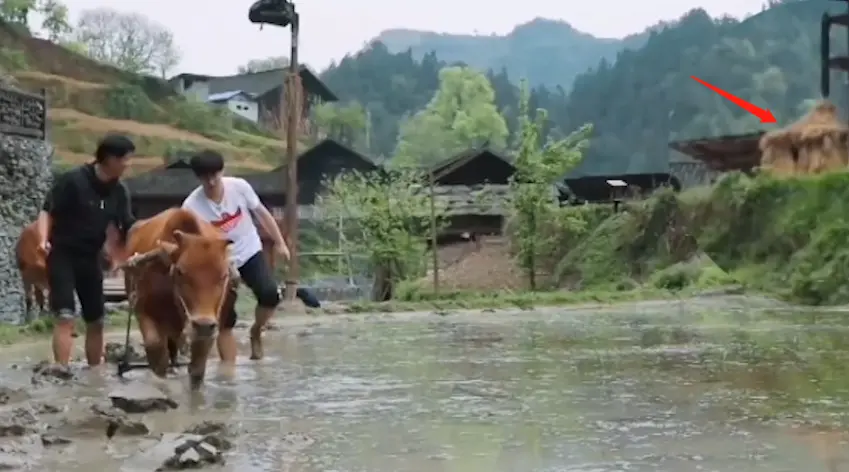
top-left (0, 0), bottom-right (36, 26)
top-left (317, 169), bottom-right (446, 301)
top-left (38, 0), bottom-right (70, 41)
top-left (394, 66), bottom-right (508, 167)
top-left (312, 101), bottom-right (368, 149)
top-left (510, 81), bottom-right (592, 290)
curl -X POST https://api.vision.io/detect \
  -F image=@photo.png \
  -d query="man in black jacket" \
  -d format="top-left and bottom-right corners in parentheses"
top-left (36, 135), bottom-right (137, 366)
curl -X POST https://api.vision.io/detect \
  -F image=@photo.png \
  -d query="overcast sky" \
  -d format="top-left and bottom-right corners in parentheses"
top-left (58, 0), bottom-right (767, 76)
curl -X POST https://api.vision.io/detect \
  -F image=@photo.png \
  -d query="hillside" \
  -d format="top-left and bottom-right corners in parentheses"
top-left (374, 18), bottom-right (651, 87)
top-left (562, 0), bottom-right (844, 176)
top-left (325, 1), bottom-right (842, 175)
top-left (0, 23), bottom-right (281, 175)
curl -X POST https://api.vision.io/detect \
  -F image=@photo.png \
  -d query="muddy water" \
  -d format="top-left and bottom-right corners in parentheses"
top-left (6, 297), bottom-right (849, 471)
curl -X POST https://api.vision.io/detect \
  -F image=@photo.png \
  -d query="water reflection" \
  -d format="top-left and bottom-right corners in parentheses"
top-left (15, 304), bottom-right (849, 470)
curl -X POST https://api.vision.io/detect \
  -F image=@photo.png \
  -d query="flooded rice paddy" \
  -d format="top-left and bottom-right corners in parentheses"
top-left (5, 296), bottom-right (849, 471)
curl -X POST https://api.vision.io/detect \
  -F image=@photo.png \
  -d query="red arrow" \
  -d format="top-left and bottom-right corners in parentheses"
top-left (690, 76), bottom-right (776, 123)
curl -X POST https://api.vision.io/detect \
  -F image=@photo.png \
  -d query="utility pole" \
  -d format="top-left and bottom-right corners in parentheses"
top-left (429, 169), bottom-right (439, 295)
top-left (283, 12), bottom-right (300, 302)
top-left (249, 0), bottom-right (301, 301)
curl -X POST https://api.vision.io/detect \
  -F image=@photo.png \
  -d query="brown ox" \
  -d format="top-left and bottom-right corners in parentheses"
top-left (15, 220), bottom-right (48, 316)
top-left (123, 208), bottom-right (236, 389)
top-left (16, 218), bottom-right (124, 318)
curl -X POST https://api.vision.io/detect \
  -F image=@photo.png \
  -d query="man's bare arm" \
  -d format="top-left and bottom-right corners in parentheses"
top-left (254, 204), bottom-right (288, 252)
top-left (35, 211), bottom-right (51, 245)
top-left (236, 177), bottom-right (289, 256)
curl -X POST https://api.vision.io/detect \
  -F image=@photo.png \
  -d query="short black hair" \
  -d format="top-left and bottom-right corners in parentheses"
top-left (189, 150), bottom-right (225, 177)
top-left (95, 134), bottom-right (135, 162)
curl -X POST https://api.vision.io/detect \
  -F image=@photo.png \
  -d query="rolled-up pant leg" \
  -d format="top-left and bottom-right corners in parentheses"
top-left (220, 251), bottom-right (281, 329)
top-left (48, 250), bottom-right (104, 324)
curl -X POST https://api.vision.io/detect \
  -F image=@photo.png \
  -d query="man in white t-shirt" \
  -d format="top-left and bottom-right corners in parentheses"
top-left (182, 150), bottom-right (290, 363)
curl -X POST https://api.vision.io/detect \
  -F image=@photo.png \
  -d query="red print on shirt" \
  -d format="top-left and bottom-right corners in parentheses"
top-left (210, 207), bottom-right (243, 232)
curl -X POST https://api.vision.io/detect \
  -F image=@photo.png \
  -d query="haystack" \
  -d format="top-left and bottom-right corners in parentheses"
top-left (759, 101), bottom-right (849, 175)
top-left (416, 237), bottom-right (526, 291)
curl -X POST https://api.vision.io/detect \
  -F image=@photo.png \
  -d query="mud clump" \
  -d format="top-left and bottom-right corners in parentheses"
top-left (0, 388), bottom-right (28, 406)
top-left (159, 433), bottom-right (226, 470)
top-left (39, 434), bottom-right (71, 447)
top-left (104, 342), bottom-right (146, 364)
top-left (49, 401), bottom-right (149, 439)
top-left (0, 429), bottom-right (50, 469)
top-left (182, 421), bottom-right (234, 451)
top-left (109, 383), bottom-right (178, 414)
top-left (182, 420), bottom-right (232, 437)
top-left (0, 408), bottom-right (39, 437)
top-left (124, 421), bottom-right (233, 471)
top-left (30, 361), bottom-right (74, 385)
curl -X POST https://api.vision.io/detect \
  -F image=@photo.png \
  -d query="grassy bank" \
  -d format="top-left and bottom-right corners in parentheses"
top-left (608, 170), bottom-right (849, 305)
top-left (345, 170), bottom-right (846, 312)
top-left (506, 170), bottom-right (849, 306)
top-left (0, 312), bottom-right (129, 345)
top-left (337, 287), bottom-right (683, 313)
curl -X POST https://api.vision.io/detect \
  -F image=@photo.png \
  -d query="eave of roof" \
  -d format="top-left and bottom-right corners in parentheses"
top-left (427, 148), bottom-right (514, 181)
top-left (668, 131), bottom-right (764, 171)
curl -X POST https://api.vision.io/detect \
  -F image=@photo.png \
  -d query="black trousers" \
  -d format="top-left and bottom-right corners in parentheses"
top-left (47, 249), bottom-right (105, 324)
top-left (221, 251), bottom-right (281, 329)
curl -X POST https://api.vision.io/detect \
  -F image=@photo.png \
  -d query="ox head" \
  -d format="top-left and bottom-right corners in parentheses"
top-left (158, 230), bottom-right (234, 341)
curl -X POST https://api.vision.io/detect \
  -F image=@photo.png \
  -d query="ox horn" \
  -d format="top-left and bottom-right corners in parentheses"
top-left (119, 247), bottom-right (168, 271)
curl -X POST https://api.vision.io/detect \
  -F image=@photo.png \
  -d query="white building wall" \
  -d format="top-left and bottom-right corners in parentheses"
top-left (184, 81), bottom-right (210, 101)
top-left (225, 96), bottom-right (259, 122)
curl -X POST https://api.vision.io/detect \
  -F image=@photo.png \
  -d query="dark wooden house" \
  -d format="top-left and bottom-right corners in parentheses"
top-left (124, 140), bottom-right (378, 222)
top-left (426, 148), bottom-right (516, 239)
top-left (242, 138), bottom-right (379, 211)
top-left (429, 148), bottom-right (515, 185)
top-left (123, 159), bottom-right (199, 218)
top-left (668, 131), bottom-right (765, 173)
top-left (560, 173), bottom-right (681, 206)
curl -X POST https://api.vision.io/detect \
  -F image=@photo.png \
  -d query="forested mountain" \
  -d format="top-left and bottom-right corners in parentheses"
top-left (563, 0), bottom-right (846, 176)
top-left (374, 18), bottom-right (651, 88)
top-left (319, 42), bottom-right (569, 158)
top-left (320, 0), bottom-right (845, 175)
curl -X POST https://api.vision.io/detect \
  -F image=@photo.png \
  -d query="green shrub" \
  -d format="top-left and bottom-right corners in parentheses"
top-left (163, 142), bottom-right (199, 165)
top-left (696, 264), bottom-right (737, 287)
top-left (233, 115), bottom-right (276, 138)
top-left (168, 98), bottom-right (233, 138)
top-left (103, 84), bottom-right (158, 122)
top-left (649, 263), bottom-right (697, 291)
top-left (0, 47), bottom-right (27, 71)
top-left (546, 170), bottom-right (849, 305)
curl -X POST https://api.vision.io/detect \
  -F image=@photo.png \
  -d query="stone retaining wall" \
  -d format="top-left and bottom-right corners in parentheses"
top-left (0, 86), bottom-right (51, 323)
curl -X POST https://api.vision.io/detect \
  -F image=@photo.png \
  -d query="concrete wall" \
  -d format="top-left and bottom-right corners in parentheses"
top-left (0, 133), bottom-right (52, 323)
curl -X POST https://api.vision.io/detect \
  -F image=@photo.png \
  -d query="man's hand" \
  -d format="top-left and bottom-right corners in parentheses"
top-left (274, 240), bottom-right (290, 261)
top-left (37, 240), bottom-right (51, 255)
